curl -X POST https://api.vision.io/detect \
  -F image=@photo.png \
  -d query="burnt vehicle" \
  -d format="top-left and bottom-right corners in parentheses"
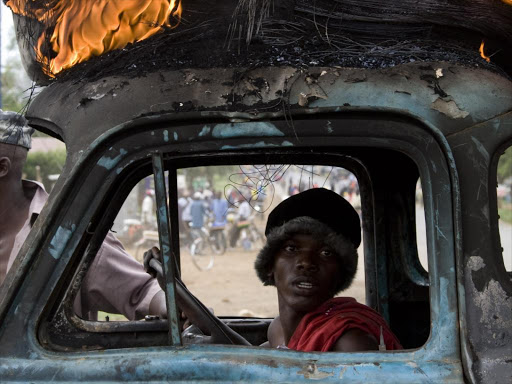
top-left (0, 0), bottom-right (511, 383)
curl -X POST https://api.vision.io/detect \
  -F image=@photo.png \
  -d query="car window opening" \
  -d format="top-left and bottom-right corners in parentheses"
top-left (497, 146), bottom-right (512, 273)
top-left (77, 160), bottom-right (430, 351)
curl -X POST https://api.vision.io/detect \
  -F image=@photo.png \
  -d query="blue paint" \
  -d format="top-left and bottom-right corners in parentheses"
top-left (174, 132), bottom-right (178, 141)
top-left (212, 122), bottom-right (284, 138)
top-left (220, 140), bottom-right (293, 150)
top-left (0, 350), bottom-right (464, 382)
top-left (48, 225), bottom-right (75, 259)
top-left (97, 149), bottom-right (127, 170)
top-left (431, 161), bottom-right (437, 174)
top-left (163, 130), bottom-right (169, 142)
top-left (199, 126), bottom-right (211, 136)
top-left (492, 119), bottom-right (500, 133)
top-left (221, 142), bottom-right (280, 150)
top-left (435, 276), bottom-right (458, 351)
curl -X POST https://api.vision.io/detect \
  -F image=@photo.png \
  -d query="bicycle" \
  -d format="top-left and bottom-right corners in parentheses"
top-left (227, 211), bottom-right (265, 251)
top-left (238, 220), bottom-right (265, 251)
top-left (134, 220), bottom-right (226, 271)
top-left (189, 222), bottom-right (227, 270)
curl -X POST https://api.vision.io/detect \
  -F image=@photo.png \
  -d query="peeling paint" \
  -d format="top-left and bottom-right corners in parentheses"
top-left (89, 93), bottom-right (106, 101)
top-left (97, 149), bottom-right (127, 170)
top-left (212, 122), bottom-right (284, 138)
top-left (163, 130), bottom-right (169, 142)
top-left (431, 98), bottom-right (469, 119)
top-left (467, 256), bottom-right (486, 271)
top-left (297, 363), bottom-right (334, 380)
top-left (299, 92), bottom-right (309, 107)
top-left (431, 160), bottom-right (437, 174)
top-left (471, 278), bottom-right (512, 330)
top-left (492, 119), bottom-right (500, 133)
top-left (436, 224), bottom-right (448, 241)
top-left (174, 132), bottom-right (178, 141)
top-left (221, 142), bottom-right (280, 150)
top-left (49, 225), bottom-right (75, 259)
top-left (199, 126), bottom-right (211, 136)
top-left (471, 137), bottom-right (490, 163)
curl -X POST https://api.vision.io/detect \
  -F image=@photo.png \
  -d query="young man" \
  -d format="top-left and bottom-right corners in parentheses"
top-left (255, 188), bottom-right (402, 352)
top-left (0, 110), bottom-right (166, 320)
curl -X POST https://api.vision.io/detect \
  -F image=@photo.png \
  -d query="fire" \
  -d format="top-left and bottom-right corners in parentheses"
top-left (479, 40), bottom-right (491, 63)
top-left (6, 0), bottom-right (182, 76)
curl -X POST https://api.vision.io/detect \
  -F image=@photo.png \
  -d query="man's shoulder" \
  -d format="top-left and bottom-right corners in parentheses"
top-left (22, 180), bottom-right (49, 215)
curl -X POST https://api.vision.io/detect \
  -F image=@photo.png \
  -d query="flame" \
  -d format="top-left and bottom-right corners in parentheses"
top-left (479, 40), bottom-right (491, 63)
top-left (7, 0), bottom-right (182, 76)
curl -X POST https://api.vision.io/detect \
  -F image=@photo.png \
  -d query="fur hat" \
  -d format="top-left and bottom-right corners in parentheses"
top-left (265, 188), bottom-right (361, 247)
top-left (255, 188), bottom-right (360, 294)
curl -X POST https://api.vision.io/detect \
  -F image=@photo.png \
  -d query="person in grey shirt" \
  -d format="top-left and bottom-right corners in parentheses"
top-left (0, 110), bottom-right (166, 320)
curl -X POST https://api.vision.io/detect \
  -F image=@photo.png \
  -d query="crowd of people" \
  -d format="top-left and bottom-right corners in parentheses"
top-left (285, 167), bottom-right (361, 213)
top-left (177, 188), bottom-right (259, 250)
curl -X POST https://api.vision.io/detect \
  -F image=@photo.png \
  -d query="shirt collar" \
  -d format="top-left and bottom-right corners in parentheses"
top-left (21, 179), bottom-right (48, 226)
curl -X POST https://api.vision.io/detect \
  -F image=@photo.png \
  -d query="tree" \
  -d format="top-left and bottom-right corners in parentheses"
top-left (23, 149), bottom-right (66, 192)
top-left (1, 29), bottom-right (33, 112)
top-left (498, 146), bottom-right (512, 184)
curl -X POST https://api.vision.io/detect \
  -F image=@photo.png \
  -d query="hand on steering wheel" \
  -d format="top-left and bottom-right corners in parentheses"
top-left (143, 247), bottom-right (251, 346)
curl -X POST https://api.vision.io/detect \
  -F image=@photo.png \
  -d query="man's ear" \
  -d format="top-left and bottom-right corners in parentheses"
top-left (0, 157), bottom-right (11, 178)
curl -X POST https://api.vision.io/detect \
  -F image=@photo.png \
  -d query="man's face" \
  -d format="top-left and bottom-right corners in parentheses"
top-left (272, 233), bottom-right (340, 314)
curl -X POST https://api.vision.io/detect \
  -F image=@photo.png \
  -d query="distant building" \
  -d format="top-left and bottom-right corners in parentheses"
top-left (30, 137), bottom-right (66, 153)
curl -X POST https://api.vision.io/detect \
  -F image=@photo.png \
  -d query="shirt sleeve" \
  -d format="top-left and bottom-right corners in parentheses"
top-left (78, 232), bottom-right (161, 320)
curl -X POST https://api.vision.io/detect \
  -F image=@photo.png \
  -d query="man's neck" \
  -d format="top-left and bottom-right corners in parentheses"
top-left (0, 178), bottom-right (33, 285)
top-left (277, 302), bottom-right (307, 345)
top-left (0, 179), bottom-right (31, 232)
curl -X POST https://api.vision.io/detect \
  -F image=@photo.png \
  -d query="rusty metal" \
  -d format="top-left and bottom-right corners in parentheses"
top-left (152, 153), bottom-right (182, 345)
top-left (0, 62), bottom-right (510, 382)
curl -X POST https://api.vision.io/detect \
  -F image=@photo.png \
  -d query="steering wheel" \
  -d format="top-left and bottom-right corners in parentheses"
top-left (148, 258), bottom-right (251, 346)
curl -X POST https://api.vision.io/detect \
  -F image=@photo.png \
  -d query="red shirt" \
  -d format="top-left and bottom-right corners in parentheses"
top-left (288, 297), bottom-right (402, 352)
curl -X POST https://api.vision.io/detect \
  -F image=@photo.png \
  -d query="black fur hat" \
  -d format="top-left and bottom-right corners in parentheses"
top-left (264, 188), bottom-right (361, 247)
top-left (255, 188), bottom-right (360, 294)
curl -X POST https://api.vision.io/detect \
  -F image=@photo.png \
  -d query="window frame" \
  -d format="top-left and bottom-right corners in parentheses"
top-left (31, 112), bottom-right (461, 380)
top-left (491, 139), bottom-right (512, 276)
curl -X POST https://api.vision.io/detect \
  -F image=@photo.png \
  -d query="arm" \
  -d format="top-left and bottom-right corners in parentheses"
top-left (331, 329), bottom-right (379, 352)
top-left (78, 232), bottom-right (161, 320)
top-left (149, 290), bottom-right (167, 319)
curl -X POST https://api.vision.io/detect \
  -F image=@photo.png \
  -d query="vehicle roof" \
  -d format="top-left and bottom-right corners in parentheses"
top-left (27, 61), bottom-right (512, 156)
